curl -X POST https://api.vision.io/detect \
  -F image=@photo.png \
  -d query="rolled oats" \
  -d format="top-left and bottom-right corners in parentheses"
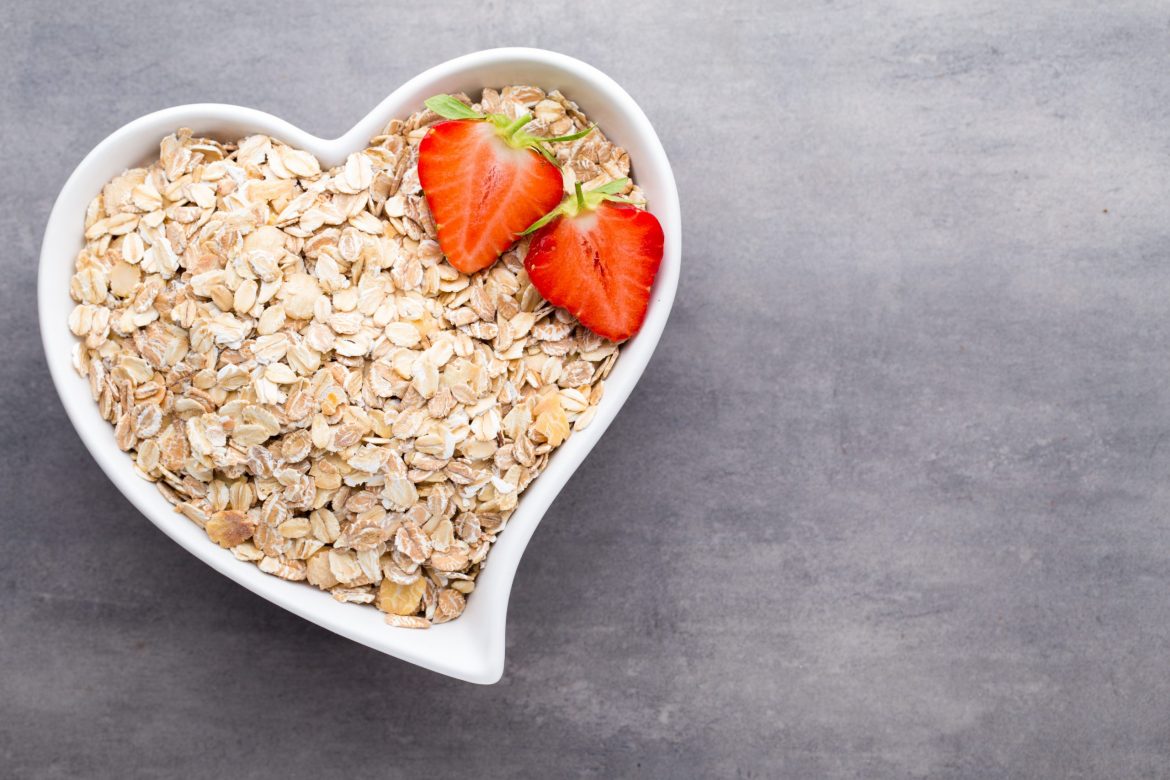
top-left (68, 88), bottom-right (637, 627)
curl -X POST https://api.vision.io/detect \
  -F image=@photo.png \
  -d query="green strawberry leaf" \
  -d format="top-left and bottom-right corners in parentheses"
top-left (591, 178), bottom-right (629, 197)
top-left (540, 125), bottom-right (595, 144)
top-left (424, 95), bottom-right (485, 121)
top-left (521, 208), bottom-right (565, 236)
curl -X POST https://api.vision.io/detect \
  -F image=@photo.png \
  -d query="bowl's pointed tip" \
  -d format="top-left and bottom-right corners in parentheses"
top-left (469, 658), bottom-right (505, 686)
top-left (460, 614), bottom-right (506, 685)
top-left (443, 636), bottom-right (505, 684)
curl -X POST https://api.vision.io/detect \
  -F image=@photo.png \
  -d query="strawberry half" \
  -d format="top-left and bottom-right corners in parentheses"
top-left (523, 180), bottom-right (665, 342)
top-left (417, 95), bottom-right (590, 275)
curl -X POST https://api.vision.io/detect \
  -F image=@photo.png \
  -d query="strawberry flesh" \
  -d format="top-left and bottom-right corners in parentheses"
top-left (418, 120), bottom-right (565, 275)
top-left (524, 201), bottom-right (664, 342)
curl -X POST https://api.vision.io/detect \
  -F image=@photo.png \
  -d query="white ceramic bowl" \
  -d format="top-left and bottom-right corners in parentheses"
top-left (38, 47), bottom-right (680, 683)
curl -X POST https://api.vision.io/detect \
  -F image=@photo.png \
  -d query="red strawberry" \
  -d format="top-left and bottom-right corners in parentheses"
top-left (417, 95), bottom-right (590, 275)
top-left (523, 180), bottom-right (664, 342)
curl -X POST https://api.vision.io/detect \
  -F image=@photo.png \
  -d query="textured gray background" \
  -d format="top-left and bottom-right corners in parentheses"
top-left (3, 0), bottom-right (1170, 777)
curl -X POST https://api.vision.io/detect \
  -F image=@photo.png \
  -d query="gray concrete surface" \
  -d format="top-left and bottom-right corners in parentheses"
top-left (3, 0), bottom-right (1170, 777)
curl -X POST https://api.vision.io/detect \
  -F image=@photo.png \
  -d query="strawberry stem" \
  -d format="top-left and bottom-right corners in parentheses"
top-left (423, 94), bottom-right (596, 165)
top-left (520, 178), bottom-right (636, 236)
top-left (501, 114), bottom-right (535, 141)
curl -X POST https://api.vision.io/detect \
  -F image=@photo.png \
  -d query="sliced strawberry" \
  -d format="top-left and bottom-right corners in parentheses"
top-left (417, 95), bottom-right (590, 275)
top-left (524, 181), bottom-right (664, 342)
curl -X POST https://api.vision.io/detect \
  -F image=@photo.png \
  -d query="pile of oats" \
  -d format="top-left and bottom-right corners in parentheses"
top-left (68, 87), bottom-right (639, 627)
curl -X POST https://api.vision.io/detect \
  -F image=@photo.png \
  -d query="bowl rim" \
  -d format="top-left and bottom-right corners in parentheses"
top-left (37, 46), bottom-right (680, 684)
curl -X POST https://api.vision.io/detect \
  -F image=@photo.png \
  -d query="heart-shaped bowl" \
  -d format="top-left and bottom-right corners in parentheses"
top-left (38, 47), bottom-right (679, 683)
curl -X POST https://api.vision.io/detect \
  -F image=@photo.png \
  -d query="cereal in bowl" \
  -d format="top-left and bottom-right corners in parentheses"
top-left (67, 87), bottom-right (640, 626)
